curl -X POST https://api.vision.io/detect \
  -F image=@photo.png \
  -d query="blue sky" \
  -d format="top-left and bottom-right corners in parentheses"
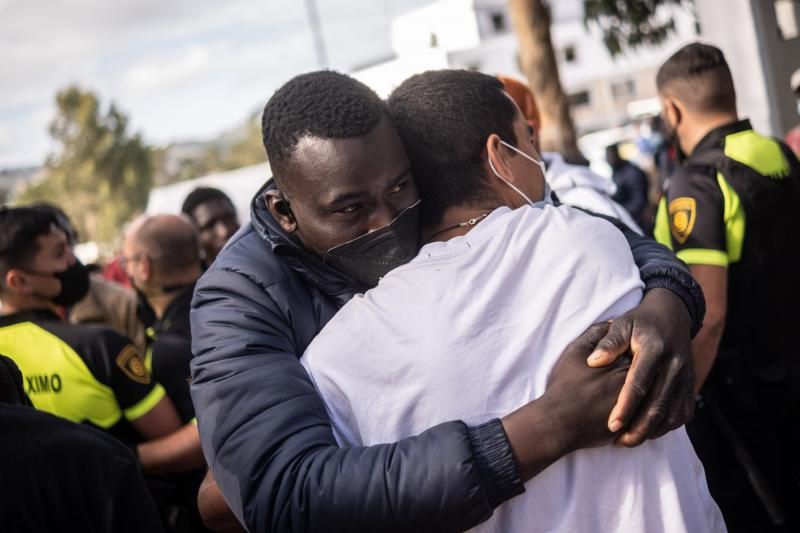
top-left (0, 0), bottom-right (433, 167)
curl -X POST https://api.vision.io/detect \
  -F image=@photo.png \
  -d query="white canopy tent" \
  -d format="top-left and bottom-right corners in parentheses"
top-left (145, 162), bottom-right (271, 222)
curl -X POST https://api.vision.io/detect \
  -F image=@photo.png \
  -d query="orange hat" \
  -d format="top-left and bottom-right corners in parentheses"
top-left (497, 75), bottom-right (541, 131)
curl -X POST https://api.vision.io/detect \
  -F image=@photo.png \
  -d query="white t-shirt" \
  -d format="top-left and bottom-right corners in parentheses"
top-left (302, 204), bottom-right (725, 533)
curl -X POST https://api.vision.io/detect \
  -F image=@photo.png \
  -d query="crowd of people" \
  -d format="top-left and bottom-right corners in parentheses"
top-left (1, 41), bottom-right (799, 533)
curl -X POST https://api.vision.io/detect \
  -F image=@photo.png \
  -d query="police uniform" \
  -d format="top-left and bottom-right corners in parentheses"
top-left (0, 309), bottom-right (165, 445)
top-left (143, 285), bottom-right (209, 532)
top-left (144, 285), bottom-right (195, 423)
top-left (655, 119), bottom-right (800, 531)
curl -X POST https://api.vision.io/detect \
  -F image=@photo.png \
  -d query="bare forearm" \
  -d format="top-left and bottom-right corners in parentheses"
top-left (687, 264), bottom-right (728, 393)
top-left (691, 318), bottom-right (725, 392)
top-left (199, 471), bottom-right (245, 533)
top-left (137, 422), bottom-right (205, 474)
top-left (501, 397), bottom-right (566, 481)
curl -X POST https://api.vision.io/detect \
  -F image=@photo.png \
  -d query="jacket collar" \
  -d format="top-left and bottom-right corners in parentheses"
top-left (249, 180), bottom-right (367, 301)
top-left (153, 283), bottom-right (195, 336)
top-left (691, 119), bottom-right (752, 157)
top-left (0, 308), bottom-right (61, 328)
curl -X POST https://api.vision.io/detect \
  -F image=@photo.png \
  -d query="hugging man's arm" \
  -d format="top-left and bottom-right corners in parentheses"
top-left (581, 212), bottom-right (705, 446)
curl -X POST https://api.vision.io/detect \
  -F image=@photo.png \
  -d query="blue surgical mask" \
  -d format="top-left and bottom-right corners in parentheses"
top-left (488, 140), bottom-right (553, 208)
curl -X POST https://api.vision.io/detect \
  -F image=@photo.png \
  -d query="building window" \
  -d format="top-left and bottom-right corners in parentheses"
top-left (491, 12), bottom-right (507, 33)
top-left (429, 32), bottom-right (438, 47)
top-left (611, 79), bottom-right (636, 100)
top-left (569, 90), bottom-right (591, 107)
top-left (563, 45), bottom-right (577, 63)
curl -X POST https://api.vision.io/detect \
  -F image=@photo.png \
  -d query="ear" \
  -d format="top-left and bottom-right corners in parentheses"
top-left (4, 269), bottom-right (33, 296)
top-left (485, 133), bottom-right (517, 184)
top-left (663, 97), bottom-right (682, 129)
top-left (264, 190), bottom-right (298, 233)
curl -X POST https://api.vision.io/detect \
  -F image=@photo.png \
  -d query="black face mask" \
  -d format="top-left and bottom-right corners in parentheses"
top-left (322, 200), bottom-right (421, 288)
top-left (663, 117), bottom-right (687, 164)
top-left (28, 260), bottom-right (90, 307)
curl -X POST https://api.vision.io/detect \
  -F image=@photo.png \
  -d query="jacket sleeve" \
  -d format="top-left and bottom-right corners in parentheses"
top-left (582, 209), bottom-right (706, 337)
top-left (190, 267), bottom-right (523, 533)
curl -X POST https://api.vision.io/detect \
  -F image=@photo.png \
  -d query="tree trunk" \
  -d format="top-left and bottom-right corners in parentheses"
top-left (508, 0), bottom-right (584, 163)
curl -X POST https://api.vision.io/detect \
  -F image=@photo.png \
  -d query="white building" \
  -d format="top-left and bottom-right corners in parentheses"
top-left (145, 162), bottom-right (269, 221)
top-left (354, 0), bottom-right (699, 134)
top-left (694, 0), bottom-right (800, 138)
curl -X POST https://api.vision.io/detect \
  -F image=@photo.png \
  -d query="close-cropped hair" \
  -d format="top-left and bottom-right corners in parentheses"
top-left (181, 187), bottom-right (235, 218)
top-left (261, 70), bottom-right (386, 185)
top-left (387, 69), bottom-right (517, 226)
top-left (0, 206), bottom-right (58, 280)
top-left (656, 42), bottom-right (736, 114)
top-left (136, 218), bottom-right (200, 277)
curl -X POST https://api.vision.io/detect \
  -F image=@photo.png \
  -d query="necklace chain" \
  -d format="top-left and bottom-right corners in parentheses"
top-left (457, 213), bottom-right (490, 227)
top-left (425, 212), bottom-right (490, 242)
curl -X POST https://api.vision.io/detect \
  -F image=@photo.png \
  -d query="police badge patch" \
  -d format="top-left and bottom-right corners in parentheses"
top-left (668, 197), bottom-right (696, 244)
top-left (116, 345), bottom-right (151, 384)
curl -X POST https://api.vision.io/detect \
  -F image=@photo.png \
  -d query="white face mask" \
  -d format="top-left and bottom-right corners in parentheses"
top-left (488, 140), bottom-right (552, 208)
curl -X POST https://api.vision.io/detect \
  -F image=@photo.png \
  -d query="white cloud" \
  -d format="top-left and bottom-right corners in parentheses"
top-left (0, 0), bottom-right (434, 166)
top-left (122, 46), bottom-right (212, 94)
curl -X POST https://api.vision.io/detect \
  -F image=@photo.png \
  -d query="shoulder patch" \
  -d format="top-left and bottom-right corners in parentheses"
top-left (116, 345), bottom-right (150, 384)
top-left (668, 197), bottom-right (696, 244)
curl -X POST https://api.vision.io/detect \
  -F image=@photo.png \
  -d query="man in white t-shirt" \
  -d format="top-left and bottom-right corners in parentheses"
top-left (302, 70), bottom-right (725, 532)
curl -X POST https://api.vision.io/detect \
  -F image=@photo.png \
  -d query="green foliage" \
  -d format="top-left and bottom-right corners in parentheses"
top-left (154, 111), bottom-right (265, 185)
top-left (225, 111), bottom-right (265, 170)
top-left (583, 0), bottom-right (692, 57)
top-left (19, 86), bottom-right (153, 244)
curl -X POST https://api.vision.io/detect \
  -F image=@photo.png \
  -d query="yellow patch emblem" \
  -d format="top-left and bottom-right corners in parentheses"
top-left (668, 197), bottom-right (696, 244)
top-left (116, 345), bottom-right (151, 385)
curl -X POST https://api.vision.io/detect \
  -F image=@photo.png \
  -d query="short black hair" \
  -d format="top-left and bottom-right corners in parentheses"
top-left (29, 202), bottom-right (77, 245)
top-left (181, 187), bottom-right (235, 219)
top-left (261, 70), bottom-right (386, 185)
top-left (387, 69), bottom-right (517, 226)
top-left (0, 206), bottom-right (58, 282)
top-left (656, 42), bottom-right (736, 114)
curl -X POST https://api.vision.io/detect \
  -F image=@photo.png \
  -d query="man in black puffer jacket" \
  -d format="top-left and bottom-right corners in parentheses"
top-left (190, 71), bottom-right (705, 532)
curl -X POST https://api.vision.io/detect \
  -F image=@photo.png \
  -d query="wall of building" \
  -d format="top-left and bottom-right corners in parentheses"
top-left (695, 0), bottom-right (800, 136)
top-left (359, 0), bottom-right (698, 134)
top-left (749, 0), bottom-right (800, 136)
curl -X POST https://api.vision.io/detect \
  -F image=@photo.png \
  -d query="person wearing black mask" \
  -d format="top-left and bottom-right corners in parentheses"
top-left (28, 203), bottom-right (147, 350)
top-left (0, 206), bottom-right (206, 530)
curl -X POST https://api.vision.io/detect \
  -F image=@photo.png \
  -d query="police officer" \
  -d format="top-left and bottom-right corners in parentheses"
top-left (122, 214), bottom-right (202, 423)
top-left (0, 207), bottom-right (202, 479)
top-left (654, 43), bottom-right (800, 531)
top-left (122, 214), bottom-right (207, 531)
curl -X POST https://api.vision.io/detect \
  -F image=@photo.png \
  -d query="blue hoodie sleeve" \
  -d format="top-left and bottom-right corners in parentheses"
top-left (190, 265), bottom-right (522, 533)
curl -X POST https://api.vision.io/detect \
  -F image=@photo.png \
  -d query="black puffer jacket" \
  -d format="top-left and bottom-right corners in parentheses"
top-left (190, 181), bottom-right (703, 532)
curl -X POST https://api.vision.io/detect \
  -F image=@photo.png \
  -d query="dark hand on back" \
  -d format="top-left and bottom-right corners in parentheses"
top-left (502, 322), bottom-right (628, 480)
top-left (586, 288), bottom-right (695, 446)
